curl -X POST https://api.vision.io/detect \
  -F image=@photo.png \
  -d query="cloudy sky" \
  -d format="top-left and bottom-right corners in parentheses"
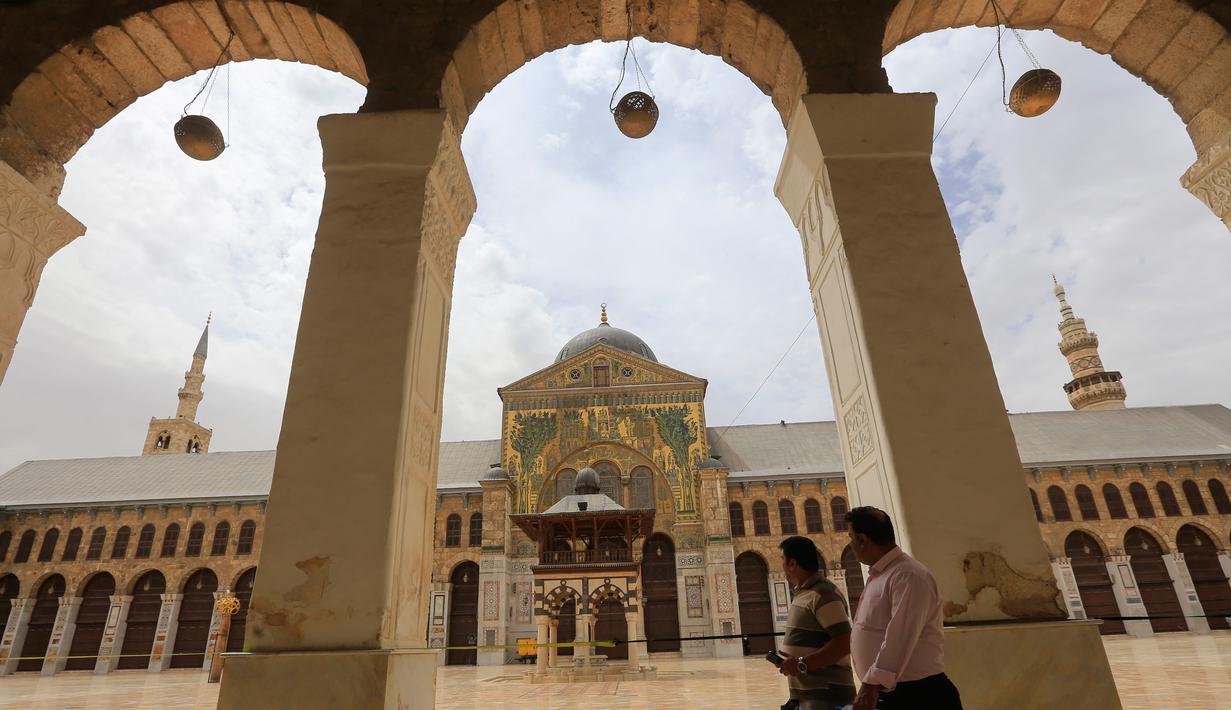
top-left (1, 27), bottom-right (1229, 474)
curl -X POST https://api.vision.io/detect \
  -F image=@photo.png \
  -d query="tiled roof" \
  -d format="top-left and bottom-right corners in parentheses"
top-left (1006, 404), bottom-right (1231, 465)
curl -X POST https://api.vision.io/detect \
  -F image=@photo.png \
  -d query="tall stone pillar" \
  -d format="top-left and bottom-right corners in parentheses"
top-left (202, 591), bottom-right (226, 674)
top-left (1104, 555), bottom-right (1152, 638)
top-left (547, 618), bottom-right (558, 668)
top-left (1219, 551), bottom-right (1231, 594)
top-left (41, 595), bottom-right (81, 675)
top-left (1050, 558), bottom-right (1086, 620)
top-left (697, 460), bottom-right (743, 658)
top-left (533, 616), bottom-right (549, 675)
top-left (0, 598), bottom-right (35, 675)
top-left (1181, 135), bottom-right (1231, 230)
top-left (624, 611), bottom-right (639, 669)
top-left (775, 93), bottom-right (1119, 708)
top-left (217, 109), bottom-right (474, 710)
top-left (0, 160), bottom-right (85, 386)
top-left (478, 469), bottom-right (513, 666)
top-left (1164, 552), bottom-right (1211, 634)
top-left (148, 593), bottom-right (182, 672)
top-left (826, 568), bottom-right (848, 602)
top-left (574, 612), bottom-right (592, 661)
top-left (93, 594), bottom-right (132, 674)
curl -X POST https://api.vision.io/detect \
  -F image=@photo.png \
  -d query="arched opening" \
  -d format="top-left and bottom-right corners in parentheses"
top-left (134, 523), bottom-right (156, 558)
top-left (1209, 479), bottom-right (1231, 514)
top-left (227, 568), bottom-right (258, 653)
top-left (804, 498), bottom-right (823, 533)
top-left (1129, 483), bottom-right (1156, 518)
top-left (1156, 482), bottom-right (1183, 516)
top-left (36, 528), bottom-right (59, 562)
top-left (1181, 480), bottom-right (1209, 515)
top-left (17, 574), bottom-right (64, 671)
top-left (751, 500), bottom-right (770, 535)
top-left (555, 597), bottom-right (577, 659)
top-left (446, 561), bottom-right (479, 666)
top-left (593, 461), bottom-right (621, 504)
top-left (841, 544), bottom-right (865, 615)
top-left (170, 568), bottom-right (219, 668)
top-left (728, 501), bottom-right (746, 537)
top-left (778, 499), bottom-right (798, 534)
top-left (1124, 527), bottom-right (1187, 633)
top-left (85, 527), bottom-right (106, 560)
top-left (831, 497), bottom-right (849, 531)
top-left (185, 522), bottom-right (206, 556)
top-left (1063, 531), bottom-right (1123, 635)
top-left (211, 521), bottom-right (231, 555)
top-left (444, 514), bottom-right (462, 548)
top-left (1028, 488), bottom-right (1043, 522)
top-left (236, 520), bottom-right (257, 555)
top-left (0, 574), bottom-right (19, 631)
top-left (1074, 485), bottom-right (1099, 520)
top-left (1176, 525), bottom-right (1230, 631)
top-left (468, 512), bottom-right (483, 547)
top-left (110, 525), bottom-right (131, 559)
top-left (1047, 485), bottom-right (1073, 521)
top-left (592, 592), bottom-right (628, 661)
top-left (161, 523), bottom-right (181, 557)
top-left (551, 468), bottom-right (578, 510)
top-left (61, 527), bottom-right (82, 561)
top-left (641, 532), bottom-right (680, 653)
top-left (13, 529), bottom-right (35, 563)
top-left (0, 531), bottom-right (10, 561)
top-left (1102, 484), bottom-right (1128, 520)
top-left (117, 570), bottom-right (166, 669)
top-left (65, 572), bottom-right (116, 671)
top-left (734, 551), bottom-right (774, 656)
top-left (630, 466), bottom-right (654, 509)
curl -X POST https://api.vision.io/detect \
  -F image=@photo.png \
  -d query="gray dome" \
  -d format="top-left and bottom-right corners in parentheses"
top-left (575, 467), bottom-right (601, 494)
top-left (556, 322), bottom-right (657, 363)
top-left (699, 456), bottom-right (726, 470)
top-left (483, 464), bottom-right (509, 481)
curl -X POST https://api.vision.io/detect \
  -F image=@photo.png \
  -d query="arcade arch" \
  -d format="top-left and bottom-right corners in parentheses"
top-left (1176, 524), bottom-right (1231, 630)
top-left (446, 561), bottom-right (479, 666)
top-left (1063, 530), bottom-right (1123, 635)
top-left (734, 550), bottom-right (774, 656)
top-left (1124, 526), bottom-right (1187, 632)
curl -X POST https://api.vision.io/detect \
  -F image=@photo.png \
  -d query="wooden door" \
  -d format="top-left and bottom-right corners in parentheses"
top-left (227, 568), bottom-right (257, 652)
top-left (119, 571), bottom-right (167, 669)
top-left (1126, 528), bottom-right (1187, 633)
top-left (18, 575), bottom-right (64, 671)
top-left (1178, 526), bottom-right (1231, 630)
top-left (556, 598), bottom-right (576, 657)
top-left (641, 533), bottom-right (680, 652)
top-left (446, 562), bottom-right (478, 666)
top-left (593, 597), bottom-right (628, 660)
top-left (170, 569), bottom-right (218, 668)
top-left (841, 546), bottom-right (865, 615)
top-left (1064, 532), bottom-right (1123, 635)
top-left (66, 573), bottom-right (115, 670)
top-left (735, 552), bottom-right (775, 655)
top-left (0, 575), bottom-right (17, 640)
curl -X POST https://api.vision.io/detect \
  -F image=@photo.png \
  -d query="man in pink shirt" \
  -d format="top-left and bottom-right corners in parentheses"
top-left (846, 506), bottom-right (963, 710)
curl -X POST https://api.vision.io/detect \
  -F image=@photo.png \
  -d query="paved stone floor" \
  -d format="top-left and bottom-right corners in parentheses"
top-left (0, 632), bottom-right (1228, 709)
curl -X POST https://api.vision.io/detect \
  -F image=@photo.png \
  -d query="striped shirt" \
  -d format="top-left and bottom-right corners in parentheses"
top-left (781, 572), bottom-right (856, 702)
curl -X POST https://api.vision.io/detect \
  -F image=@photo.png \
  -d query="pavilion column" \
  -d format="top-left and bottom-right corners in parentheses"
top-left (0, 160), bottom-right (85, 386)
top-left (1163, 553), bottom-right (1210, 634)
top-left (1104, 555), bottom-right (1152, 638)
top-left (217, 108), bottom-right (475, 710)
top-left (1181, 133), bottom-right (1231, 231)
top-left (534, 615), bottom-right (549, 675)
top-left (148, 593), bottom-right (182, 672)
top-left (775, 93), bottom-right (1119, 708)
top-left (41, 595), bottom-right (81, 675)
top-left (93, 594), bottom-right (131, 674)
top-left (624, 611), bottom-right (638, 669)
top-left (0, 597), bottom-right (35, 675)
top-left (574, 612), bottom-right (592, 661)
top-left (547, 618), bottom-right (558, 668)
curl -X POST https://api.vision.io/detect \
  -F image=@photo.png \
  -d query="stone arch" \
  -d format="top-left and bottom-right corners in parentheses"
top-left (0, 1), bottom-right (368, 197)
top-left (587, 581), bottom-right (628, 613)
top-left (124, 565), bottom-right (170, 594)
top-left (231, 564), bottom-right (259, 591)
top-left (1124, 523), bottom-right (1171, 553)
top-left (1174, 519), bottom-right (1221, 547)
top-left (542, 583), bottom-right (583, 613)
top-left (546, 441), bottom-right (675, 514)
top-left (440, 0), bottom-right (807, 135)
top-left (72, 569), bottom-right (116, 598)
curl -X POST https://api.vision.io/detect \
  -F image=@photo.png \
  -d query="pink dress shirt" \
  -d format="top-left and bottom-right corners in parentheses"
top-left (850, 546), bottom-right (946, 691)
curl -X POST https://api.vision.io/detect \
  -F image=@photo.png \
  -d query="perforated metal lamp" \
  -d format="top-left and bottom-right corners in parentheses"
top-left (174, 115), bottom-right (226, 161)
top-left (612, 90), bottom-right (659, 139)
top-left (1008, 68), bottom-right (1062, 118)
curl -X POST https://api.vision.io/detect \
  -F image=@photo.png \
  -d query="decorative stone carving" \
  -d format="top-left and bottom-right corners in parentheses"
top-left (685, 576), bottom-right (704, 618)
top-left (843, 395), bottom-right (874, 463)
top-left (0, 161), bottom-right (85, 307)
top-left (714, 571), bottom-right (733, 614)
top-left (1182, 137), bottom-right (1231, 226)
top-left (482, 581), bottom-right (499, 621)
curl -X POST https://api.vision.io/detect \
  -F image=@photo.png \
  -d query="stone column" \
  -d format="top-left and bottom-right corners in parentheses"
top-left (624, 611), bottom-right (639, 669)
top-left (0, 598), bottom-right (35, 675)
top-left (697, 462), bottom-right (743, 658)
top-left (1050, 558), bottom-right (1086, 620)
top-left (202, 591), bottom-right (226, 672)
top-left (1164, 552), bottom-right (1211, 634)
top-left (0, 160), bottom-right (86, 386)
top-left (533, 616), bottom-right (549, 675)
top-left (826, 568), bottom-right (848, 603)
top-left (574, 612), bottom-right (592, 662)
top-left (774, 93), bottom-right (1118, 708)
top-left (1220, 551), bottom-right (1231, 595)
top-left (41, 595), bottom-right (81, 675)
top-left (547, 618), bottom-right (558, 668)
top-left (93, 594), bottom-right (132, 674)
top-left (1104, 555), bottom-right (1152, 638)
top-left (217, 109), bottom-right (475, 710)
top-left (477, 474), bottom-right (513, 666)
top-left (1181, 135), bottom-right (1231, 231)
top-left (147, 593), bottom-right (182, 672)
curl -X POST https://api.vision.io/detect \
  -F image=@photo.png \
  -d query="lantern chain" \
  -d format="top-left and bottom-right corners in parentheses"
top-left (182, 29), bottom-right (235, 117)
top-left (988, 0), bottom-right (1041, 112)
top-left (609, 2), bottom-right (655, 112)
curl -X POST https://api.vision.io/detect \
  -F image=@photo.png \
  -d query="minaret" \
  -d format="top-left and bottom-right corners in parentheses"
top-left (1053, 278), bottom-right (1126, 410)
top-left (143, 315), bottom-right (214, 455)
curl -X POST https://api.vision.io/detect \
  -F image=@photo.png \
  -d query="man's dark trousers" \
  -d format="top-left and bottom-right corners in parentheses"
top-left (877, 673), bottom-right (962, 709)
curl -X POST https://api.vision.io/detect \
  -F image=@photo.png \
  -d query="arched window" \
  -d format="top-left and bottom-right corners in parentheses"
top-left (468, 513), bottom-right (483, 547)
top-left (111, 526), bottom-right (131, 559)
top-left (831, 497), bottom-right (849, 532)
top-left (1156, 482), bottom-right (1182, 516)
top-left (1029, 489), bottom-right (1043, 522)
top-left (161, 523), bottom-right (181, 557)
top-left (804, 499), bottom-right (823, 533)
top-left (61, 528), bottom-right (82, 561)
top-left (14, 530), bottom-right (35, 563)
top-left (631, 467), bottom-right (654, 509)
top-left (1210, 479), bottom-right (1231, 514)
top-left (751, 501), bottom-right (770, 536)
top-left (445, 514), bottom-right (462, 547)
top-left (1129, 483), bottom-right (1155, 518)
top-left (0, 530), bottom-right (10, 561)
top-left (236, 520), bottom-right (257, 555)
top-left (85, 527), bottom-right (106, 560)
top-left (594, 462), bottom-right (620, 504)
top-left (134, 524), bottom-right (156, 559)
top-left (778, 500), bottom-right (798, 534)
top-left (36, 528), bottom-right (59, 562)
top-left (1046, 486), bottom-right (1072, 521)
top-left (593, 359), bottom-right (610, 387)
top-left (1182, 480), bottom-right (1209, 515)
top-left (211, 521), bottom-right (231, 556)
top-left (728, 501), bottom-right (745, 537)
top-left (1102, 484), bottom-right (1128, 519)
top-left (185, 523), bottom-right (206, 557)
top-left (1074, 485), bottom-right (1099, 520)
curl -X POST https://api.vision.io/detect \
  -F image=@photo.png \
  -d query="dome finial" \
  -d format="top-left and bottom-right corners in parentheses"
top-left (600, 303), bottom-right (608, 325)
top-left (206, 311), bottom-right (212, 327)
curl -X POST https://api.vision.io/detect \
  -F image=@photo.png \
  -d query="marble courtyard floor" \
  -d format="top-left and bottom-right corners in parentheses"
top-left (0, 632), bottom-right (1228, 709)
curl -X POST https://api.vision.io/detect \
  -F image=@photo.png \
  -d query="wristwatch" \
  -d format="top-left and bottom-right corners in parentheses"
top-left (796, 657), bottom-right (808, 676)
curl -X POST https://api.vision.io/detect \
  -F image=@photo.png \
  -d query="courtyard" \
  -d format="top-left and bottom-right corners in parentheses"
top-left (0, 632), bottom-right (1227, 709)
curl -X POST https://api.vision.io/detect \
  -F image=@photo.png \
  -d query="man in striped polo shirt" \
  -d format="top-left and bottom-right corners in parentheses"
top-left (776, 535), bottom-right (856, 709)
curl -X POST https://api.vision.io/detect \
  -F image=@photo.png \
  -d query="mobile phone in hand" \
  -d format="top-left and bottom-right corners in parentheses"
top-left (765, 650), bottom-right (784, 665)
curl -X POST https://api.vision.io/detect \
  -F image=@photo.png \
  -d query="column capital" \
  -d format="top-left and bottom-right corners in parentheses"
top-left (1181, 134), bottom-right (1231, 228)
top-left (160, 593), bottom-right (183, 602)
top-left (0, 160), bottom-right (85, 262)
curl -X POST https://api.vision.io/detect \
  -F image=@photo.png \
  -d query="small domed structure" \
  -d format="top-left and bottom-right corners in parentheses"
top-left (698, 456), bottom-right (725, 470)
top-left (483, 464), bottom-right (509, 481)
top-left (575, 466), bottom-right (601, 495)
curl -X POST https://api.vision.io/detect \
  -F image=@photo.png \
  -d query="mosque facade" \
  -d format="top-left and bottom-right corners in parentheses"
top-left (1, 292), bottom-right (1230, 675)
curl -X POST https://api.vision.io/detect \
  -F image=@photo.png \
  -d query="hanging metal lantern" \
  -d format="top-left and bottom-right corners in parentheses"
top-left (174, 114), bottom-right (226, 161)
top-left (1008, 68), bottom-right (1062, 118)
top-left (613, 90), bottom-right (659, 139)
